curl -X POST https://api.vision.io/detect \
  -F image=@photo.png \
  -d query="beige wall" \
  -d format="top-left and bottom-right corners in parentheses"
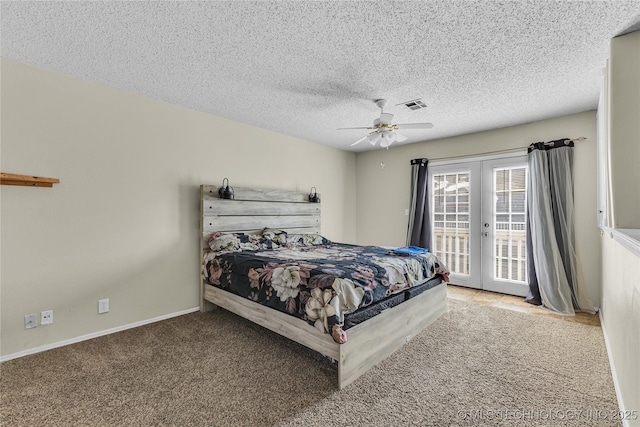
top-left (602, 30), bottom-right (640, 415)
top-left (356, 111), bottom-right (602, 305)
top-left (609, 31), bottom-right (640, 229)
top-left (0, 59), bottom-right (357, 357)
top-left (601, 236), bottom-right (640, 417)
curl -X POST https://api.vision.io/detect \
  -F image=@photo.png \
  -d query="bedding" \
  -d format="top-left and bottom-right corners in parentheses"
top-left (203, 233), bottom-right (449, 337)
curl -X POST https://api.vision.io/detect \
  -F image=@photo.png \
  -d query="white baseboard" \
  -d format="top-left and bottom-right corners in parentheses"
top-left (0, 307), bottom-right (200, 363)
top-left (599, 310), bottom-right (631, 427)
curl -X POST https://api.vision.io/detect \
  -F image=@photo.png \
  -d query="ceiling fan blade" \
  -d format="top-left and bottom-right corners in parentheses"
top-left (395, 122), bottom-right (434, 129)
top-left (338, 126), bottom-right (374, 130)
top-left (350, 135), bottom-right (369, 146)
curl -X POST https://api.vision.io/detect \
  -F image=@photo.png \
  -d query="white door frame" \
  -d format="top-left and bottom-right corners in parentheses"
top-left (429, 151), bottom-right (528, 296)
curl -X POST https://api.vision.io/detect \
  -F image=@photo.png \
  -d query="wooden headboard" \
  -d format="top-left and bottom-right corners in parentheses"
top-left (200, 185), bottom-right (321, 311)
top-left (200, 184), bottom-right (321, 243)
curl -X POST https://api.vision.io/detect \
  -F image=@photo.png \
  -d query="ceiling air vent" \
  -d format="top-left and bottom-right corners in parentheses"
top-left (397, 98), bottom-right (427, 111)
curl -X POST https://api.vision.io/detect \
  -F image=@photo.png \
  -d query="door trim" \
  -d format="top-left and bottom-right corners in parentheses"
top-left (429, 154), bottom-right (529, 297)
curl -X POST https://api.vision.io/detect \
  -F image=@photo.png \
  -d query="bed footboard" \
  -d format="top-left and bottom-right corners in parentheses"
top-left (204, 284), bottom-right (340, 360)
top-left (203, 281), bottom-right (447, 389)
top-left (337, 282), bottom-right (447, 389)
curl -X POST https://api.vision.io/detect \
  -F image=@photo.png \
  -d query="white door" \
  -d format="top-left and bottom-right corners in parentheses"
top-left (481, 157), bottom-right (529, 296)
top-left (430, 162), bottom-right (481, 288)
top-left (429, 155), bottom-right (528, 296)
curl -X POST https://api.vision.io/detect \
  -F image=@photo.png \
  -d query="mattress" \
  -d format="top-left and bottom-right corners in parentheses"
top-left (342, 275), bottom-right (443, 330)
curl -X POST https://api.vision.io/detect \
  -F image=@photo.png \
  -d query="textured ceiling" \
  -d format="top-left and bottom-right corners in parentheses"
top-left (2, 1), bottom-right (640, 152)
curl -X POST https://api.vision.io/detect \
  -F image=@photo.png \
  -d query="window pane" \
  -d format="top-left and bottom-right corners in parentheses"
top-left (495, 170), bottom-right (506, 191)
top-left (496, 193), bottom-right (509, 212)
top-left (511, 168), bottom-right (526, 190)
top-left (433, 178), bottom-right (444, 196)
top-left (432, 172), bottom-right (470, 276)
top-left (434, 196), bottom-right (444, 211)
top-left (496, 214), bottom-right (509, 222)
top-left (458, 175), bottom-right (470, 194)
top-left (493, 166), bottom-right (528, 283)
top-left (512, 214), bottom-right (525, 223)
top-left (511, 191), bottom-right (525, 212)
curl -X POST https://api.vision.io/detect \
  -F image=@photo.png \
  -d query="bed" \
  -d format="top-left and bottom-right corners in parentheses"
top-left (200, 184), bottom-right (448, 389)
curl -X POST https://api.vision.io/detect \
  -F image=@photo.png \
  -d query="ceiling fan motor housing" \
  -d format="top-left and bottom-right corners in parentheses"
top-left (374, 99), bottom-right (388, 109)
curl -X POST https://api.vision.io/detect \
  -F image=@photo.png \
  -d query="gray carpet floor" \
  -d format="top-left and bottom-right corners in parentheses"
top-left (1, 298), bottom-right (619, 426)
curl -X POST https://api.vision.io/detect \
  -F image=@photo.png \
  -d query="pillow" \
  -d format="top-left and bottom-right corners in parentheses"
top-left (208, 232), bottom-right (264, 252)
top-left (286, 233), bottom-right (331, 247)
top-left (261, 228), bottom-right (288, 245)
top-left (208, 232), bottom-right (242, 252)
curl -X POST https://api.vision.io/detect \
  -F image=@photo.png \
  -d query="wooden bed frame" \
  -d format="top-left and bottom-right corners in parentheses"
top-left (200, 184), bottom-right (447, 389)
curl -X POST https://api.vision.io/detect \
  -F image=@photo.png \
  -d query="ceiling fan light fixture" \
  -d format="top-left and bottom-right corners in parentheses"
top-left (368, 132), bottom-right (380, 146)
top-left (395, 132), bottom-right (408, 142)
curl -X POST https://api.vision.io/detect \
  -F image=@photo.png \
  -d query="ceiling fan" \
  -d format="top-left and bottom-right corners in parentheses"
top-left (338, 99), bottom-right (434, 148)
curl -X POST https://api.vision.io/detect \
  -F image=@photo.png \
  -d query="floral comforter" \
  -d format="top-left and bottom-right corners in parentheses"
top-left (203, 231), bottom-right (449, 336)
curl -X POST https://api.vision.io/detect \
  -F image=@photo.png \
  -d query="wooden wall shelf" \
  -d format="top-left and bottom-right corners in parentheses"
top-left (1, 173), bottom-right (60, 188)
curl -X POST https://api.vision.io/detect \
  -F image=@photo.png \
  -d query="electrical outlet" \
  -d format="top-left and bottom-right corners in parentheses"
top-left (98, 298), bottom-right (109, 314)
top-left (41, 310), bottom-right (53, 325)
top-left (24, 314), bottom-right (37, 329)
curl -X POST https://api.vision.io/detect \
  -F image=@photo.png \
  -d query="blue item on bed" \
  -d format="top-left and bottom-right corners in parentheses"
top-left (392, 246), bottom-right (429, 255)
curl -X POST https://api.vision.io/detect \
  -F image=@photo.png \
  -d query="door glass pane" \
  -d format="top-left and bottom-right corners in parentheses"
top-left (493, 166), bottom-right (527, 282)
top-left (432, 172), bottom-right (470, 275)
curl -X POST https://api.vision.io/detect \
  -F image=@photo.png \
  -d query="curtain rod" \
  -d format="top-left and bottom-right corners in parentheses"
top-left (426, 136), bottom-right (587, 162)
top-left (542, 136), bottom-right (587, 146)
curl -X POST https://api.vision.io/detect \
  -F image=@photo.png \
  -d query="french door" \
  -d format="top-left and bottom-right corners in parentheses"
top-left (429, 155), bottom-right (529, 296)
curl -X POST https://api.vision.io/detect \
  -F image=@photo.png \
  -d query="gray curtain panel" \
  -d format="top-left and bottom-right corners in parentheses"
top-left (526, 139), bottom-right (594, 315)
top-left (407, 158), bottom-right (431, 248)
top-left (524, 214), bottom-right (542, 305)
